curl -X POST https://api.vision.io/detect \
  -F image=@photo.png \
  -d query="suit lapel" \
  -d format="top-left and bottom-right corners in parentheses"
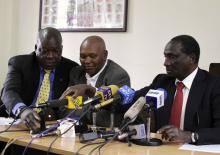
top-left (53, 62), bottom-right (65, 99)
top-left (30, 55), bottom-right (40, 97)
top-left (184, 69), bottom-right (207, 130)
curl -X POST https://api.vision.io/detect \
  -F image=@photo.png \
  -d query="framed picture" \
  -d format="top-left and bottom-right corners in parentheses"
top-left (39, 0), bottom-right (128, 32)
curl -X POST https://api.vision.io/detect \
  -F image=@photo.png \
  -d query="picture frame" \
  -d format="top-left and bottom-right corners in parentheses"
top-left (39, 0), bottom-right (128, 32)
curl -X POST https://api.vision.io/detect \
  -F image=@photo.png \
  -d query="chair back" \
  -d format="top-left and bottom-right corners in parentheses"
top-left (209, 63), bottom-right (220, 76)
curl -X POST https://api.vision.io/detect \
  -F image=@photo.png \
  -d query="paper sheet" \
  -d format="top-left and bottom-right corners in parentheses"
top-left (0, 117), bottom-right (21, 125)
top-left (180, 143), bottom-right (220, 154)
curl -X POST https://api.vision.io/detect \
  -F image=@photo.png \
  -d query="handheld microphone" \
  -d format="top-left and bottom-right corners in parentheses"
top-left (93, 95), bottom-right (121, 110)
top-left (117, 85), bottom-right (135, 105)
top-left (33, 96), bottom-right (83, 109)
top-left (93, 85), bottom-right (134, 109)
top-left (79, 131), bottom-right (115, 143)
top-left (83, 85), bottom-right (119, 105)
top-left (120, 97), bottom-right (146, 130)
top-left (118, 124), bottom-right (146, 140)
top-left (145, 88), bottom-right (167, 109)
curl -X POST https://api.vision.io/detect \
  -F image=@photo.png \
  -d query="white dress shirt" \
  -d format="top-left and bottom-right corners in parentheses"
top-left (85, 59), bottom-right (108, 87)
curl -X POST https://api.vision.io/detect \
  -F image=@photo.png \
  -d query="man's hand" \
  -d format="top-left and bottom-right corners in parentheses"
top-left (60, 84), bottom-right (96, 99)
top-left (19, 108), bottom-right (41, 134)
top-left (158, 125), bottom-right (191, 143)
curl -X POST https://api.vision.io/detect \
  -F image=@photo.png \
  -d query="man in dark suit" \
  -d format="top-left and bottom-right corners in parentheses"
top-left (134, 35), bottom-right (220, 145)
top-left (62, 35), bottom-right (220, 145)
top-left (62, 35), bottom-right (130, 127)
top-left (1, 27), bottom-right (79, 133)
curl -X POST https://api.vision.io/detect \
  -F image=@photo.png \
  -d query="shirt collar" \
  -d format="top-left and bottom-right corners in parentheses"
top-left (175, 67), bottom-right (198, 90)
top-left (40, 67), bottom-right (55, 74)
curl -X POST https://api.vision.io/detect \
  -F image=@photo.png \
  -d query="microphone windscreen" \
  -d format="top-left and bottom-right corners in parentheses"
top-left (118, 85), bottom-right (135, 105)
top-left (157, 88), bottom-right (167, 100)
top-left (124, 97), bottom-right (146, 121)
top-left (95, 85), bottom-right (119, 102)
top-left (145, 88), bottom-right (167, 109)
top-left (65, 96), bottom-right (83, 109)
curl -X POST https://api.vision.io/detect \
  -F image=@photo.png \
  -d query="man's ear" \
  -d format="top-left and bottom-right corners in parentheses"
top-left (104, 50), bottom-right (108, 59)
top-left (190, 53), bottom-right (196, 64)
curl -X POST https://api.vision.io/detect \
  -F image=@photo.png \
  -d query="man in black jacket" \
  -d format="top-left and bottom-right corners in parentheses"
top-left (1, 27), bottom-right (79, 133)
top-left (61, 35), bottom-right (220, 145)
top-left (134, 35), bottom-right (220, 145)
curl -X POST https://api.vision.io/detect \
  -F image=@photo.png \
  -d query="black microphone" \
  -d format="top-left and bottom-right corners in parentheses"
top-left (35, 99), bottom-right (68, 108)
top-left (79, 131), bottom-right (115, 143)
top-left (31, 96), bottom-right (83, 109)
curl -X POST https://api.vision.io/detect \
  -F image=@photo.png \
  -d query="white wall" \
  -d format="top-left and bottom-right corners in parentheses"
top-left (1, 0), bottom-right (220, 90)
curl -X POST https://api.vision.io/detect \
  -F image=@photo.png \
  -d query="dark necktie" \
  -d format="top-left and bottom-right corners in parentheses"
top-left (169, 81), bottom-right (184, 128)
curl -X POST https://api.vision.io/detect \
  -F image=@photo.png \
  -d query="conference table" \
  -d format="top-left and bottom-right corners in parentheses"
top-left (0, 124), bottom-right (216, 155)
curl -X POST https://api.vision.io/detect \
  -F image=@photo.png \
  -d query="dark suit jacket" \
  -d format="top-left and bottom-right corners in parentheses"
top-left (1, 52), bottom-right (79, 118)
top-left (68, 59), bottom-right (130, 127)
top-left (134, 68), bottom-right (220, 145)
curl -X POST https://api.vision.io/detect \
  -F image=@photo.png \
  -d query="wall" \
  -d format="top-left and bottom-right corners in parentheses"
top-left (1, 0), bottom-right (220, 90)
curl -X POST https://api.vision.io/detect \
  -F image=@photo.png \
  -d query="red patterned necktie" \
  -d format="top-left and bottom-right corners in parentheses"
top-left (169, 81), bottom-right (185, 128)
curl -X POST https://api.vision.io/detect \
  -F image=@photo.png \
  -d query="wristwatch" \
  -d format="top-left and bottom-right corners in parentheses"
top-left (191, 132), bottom-right (199, 143)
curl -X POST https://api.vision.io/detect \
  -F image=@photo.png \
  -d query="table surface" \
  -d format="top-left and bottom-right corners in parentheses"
top-left (0, 124), bottom-right (217, 155)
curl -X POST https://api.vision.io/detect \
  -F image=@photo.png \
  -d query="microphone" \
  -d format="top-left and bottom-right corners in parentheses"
top-left (130, 88), bottom-right (167, 146)
top-left (79, 131), bottom-right (115, 143)
top-left (33, 96), bottom-right (83, 109)
top-left (93, 95), bottom-right (121, 110)
top-left (145, 88), bottom-right (167, 109)
top-left (92, 85), bottom-right (136, 110)
top-left (83, 85), bottom-right (119, 105)
top-left (117, 85), bottom-right (135, 105)
top-left (120, 97), bottom-right (146, 130)
top-left (118, 124), bottom-right (146, 140)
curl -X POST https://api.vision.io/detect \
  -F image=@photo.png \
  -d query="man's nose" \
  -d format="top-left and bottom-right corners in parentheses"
top-left (84, 57), bottom-right (92, 64)
top-left (164, 58), bottom-right (170, 66)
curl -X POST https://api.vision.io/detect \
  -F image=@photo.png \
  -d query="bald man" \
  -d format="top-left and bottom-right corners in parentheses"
top-left (66, 35), bottom-right (130, 127)
top-left (1, 27), bottom-right (79, 133)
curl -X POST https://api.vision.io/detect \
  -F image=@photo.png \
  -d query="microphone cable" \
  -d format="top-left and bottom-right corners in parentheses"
top-left (1, 134), bottom-right (31, 155)
top-left (75, 140), bottom-right (106, 155)
top-left (46, 105), bottom-right (93, 155)
top-left (89, 113), bottom-right (139, 155)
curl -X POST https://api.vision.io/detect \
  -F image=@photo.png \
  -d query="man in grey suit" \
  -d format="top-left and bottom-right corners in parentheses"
top-left (63, 35), bottom-right (130, 127)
